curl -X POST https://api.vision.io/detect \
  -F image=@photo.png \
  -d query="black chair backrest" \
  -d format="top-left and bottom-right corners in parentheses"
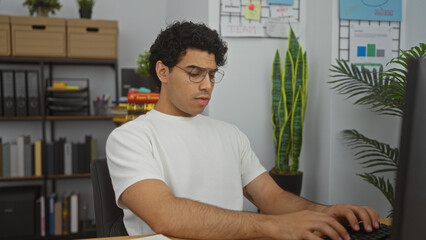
top-left (90, 159), bottom-right (128, 237)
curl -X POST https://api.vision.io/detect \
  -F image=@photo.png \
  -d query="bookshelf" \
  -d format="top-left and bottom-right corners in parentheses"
top-left (0, 56), bottom-right (118, 239)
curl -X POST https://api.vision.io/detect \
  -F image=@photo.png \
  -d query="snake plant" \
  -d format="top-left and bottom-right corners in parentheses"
top-left (328, 43), bottom-right (426, 217)
top-left (271, 27), bottom-right (308, 175)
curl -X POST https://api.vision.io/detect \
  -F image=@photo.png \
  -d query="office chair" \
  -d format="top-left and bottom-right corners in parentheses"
top-left (90, 158), bottom-right (128, 237)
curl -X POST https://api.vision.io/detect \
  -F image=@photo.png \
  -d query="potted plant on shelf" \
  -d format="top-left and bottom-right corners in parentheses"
top-left (270, 27), bottom-right (308, 196)
top-left (328, 43), bottom-right (426, 217)
top-left (77, 0), bottom-right (95, 19)
top-left (23, 0), bottom-right (62, 17)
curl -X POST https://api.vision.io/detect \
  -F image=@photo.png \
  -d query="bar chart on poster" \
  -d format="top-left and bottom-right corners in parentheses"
top-left (338, 0), bottom-right (401, 69)
top-left (219, 0), bottom-right (301, 38)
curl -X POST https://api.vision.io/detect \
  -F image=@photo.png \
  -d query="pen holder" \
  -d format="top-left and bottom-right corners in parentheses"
top-left (93, 100), bottom-right (109, 116)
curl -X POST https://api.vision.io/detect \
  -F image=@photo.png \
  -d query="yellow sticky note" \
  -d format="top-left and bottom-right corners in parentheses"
top-left (245, 3), bottom-right (261, 21)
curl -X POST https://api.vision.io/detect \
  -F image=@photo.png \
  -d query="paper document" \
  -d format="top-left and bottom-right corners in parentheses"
top-left (132, 234), bottom-right (171, 240)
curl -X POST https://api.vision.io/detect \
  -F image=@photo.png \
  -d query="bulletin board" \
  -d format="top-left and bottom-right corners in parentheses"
top-left (338, 20), bottom-right (401, 69)
top-left (219, 0), bottom-right (301, 39)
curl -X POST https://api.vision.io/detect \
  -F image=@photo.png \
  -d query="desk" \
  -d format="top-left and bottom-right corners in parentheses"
top-left (85, 218), bottom-right (392, 240)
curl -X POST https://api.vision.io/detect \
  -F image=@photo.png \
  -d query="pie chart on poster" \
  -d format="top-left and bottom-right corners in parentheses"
top-left (360, 0), bottom-right (389, 7)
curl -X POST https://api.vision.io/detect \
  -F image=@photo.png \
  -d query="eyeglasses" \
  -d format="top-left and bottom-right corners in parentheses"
top-left (174, 65), bottom-right (225, 84)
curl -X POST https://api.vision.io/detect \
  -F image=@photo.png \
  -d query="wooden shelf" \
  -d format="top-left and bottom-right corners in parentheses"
top-left (48, 173), bottom-right (91, 179)
top-left (0, 174), bottom-right (91, 181)
top-left (0, 176), bottom-right (44, 181)
top-left (0, 56), bottom-right (117, 66)
top-left (0, 115), bottom-right (113, 121)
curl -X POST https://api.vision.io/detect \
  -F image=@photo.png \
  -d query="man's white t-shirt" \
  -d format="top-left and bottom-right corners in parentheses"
top-left (106, 109), bottom-right (266, 235)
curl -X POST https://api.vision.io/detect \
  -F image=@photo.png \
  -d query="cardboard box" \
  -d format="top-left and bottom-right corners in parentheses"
top-left (0, 15), bottom-right (11, 56)
top-left (67, 19), bottom-right (118, 59)
top-left (11, 16), bottom-right (66, 57)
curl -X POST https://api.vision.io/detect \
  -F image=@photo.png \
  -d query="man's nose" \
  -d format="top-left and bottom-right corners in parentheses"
top-left (199, 74), bottom-right (214, 90)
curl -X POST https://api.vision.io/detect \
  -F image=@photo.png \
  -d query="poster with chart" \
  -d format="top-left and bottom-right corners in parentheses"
top-left (220, 0), bottom-right (300, 38)
top-left (339, 0), bottom-right (401, 22)
top-left (349, 24), bottom-right (393, 68)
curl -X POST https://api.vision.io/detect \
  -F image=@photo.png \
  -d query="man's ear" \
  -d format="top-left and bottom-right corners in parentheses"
top-left (156, 61), bottom-right (169, 84)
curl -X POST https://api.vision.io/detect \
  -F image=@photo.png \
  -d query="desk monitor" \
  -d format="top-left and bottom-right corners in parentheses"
top-left (391, 58), bottom-right (426, 240)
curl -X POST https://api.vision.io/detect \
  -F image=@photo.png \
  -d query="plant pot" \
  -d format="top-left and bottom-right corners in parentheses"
top-left (269, 170), bottom-right (303, 196)
top-left (36, 8), bottom-right (49, 17)
top-left (79, 9), bottom-right (92, 19)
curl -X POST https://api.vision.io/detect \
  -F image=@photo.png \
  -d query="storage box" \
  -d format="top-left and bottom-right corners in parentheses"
top-left (0, 186), bottom-right (40, 238)
top-left (67, 19), bottom-right (118, 59)
top-left (0, 15), bottom-right (11, 56)
top-left (11, 16), bottom-right (66, 57)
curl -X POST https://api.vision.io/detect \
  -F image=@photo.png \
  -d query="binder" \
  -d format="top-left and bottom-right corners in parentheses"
top-left (14, 71), bottom-right (27, 116)
top-left (2, 70), bottom-right (15, 116)
top-left (0, 71), bottom-right (3, 116)
top-left (27, 71), bottom-right (40, 116)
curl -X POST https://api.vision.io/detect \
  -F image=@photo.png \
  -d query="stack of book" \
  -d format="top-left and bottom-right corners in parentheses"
top-left (39, 191), bottom-right (80, 236)
top-left (111, 91), bottom-right (159, 124)
top-left (0, 135), bottom-right (97, 178)
top-left (0, 136), bottom-right (42, 177)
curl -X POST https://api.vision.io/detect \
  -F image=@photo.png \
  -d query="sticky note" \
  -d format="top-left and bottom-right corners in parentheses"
top-left (245, 3), bottom-right (261, 21)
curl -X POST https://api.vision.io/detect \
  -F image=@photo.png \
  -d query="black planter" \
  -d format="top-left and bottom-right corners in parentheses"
top-left (269, 171), bottom-right (303, 196)
top-left (79, 9), bottom-right (92, 19)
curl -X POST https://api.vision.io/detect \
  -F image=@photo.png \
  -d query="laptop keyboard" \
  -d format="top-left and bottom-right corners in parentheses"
top-left (321, 223), bottom-right (392, 240)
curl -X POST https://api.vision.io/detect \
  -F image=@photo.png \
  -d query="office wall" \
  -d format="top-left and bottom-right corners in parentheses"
top-left (1, 0), bottom-right (425, 218)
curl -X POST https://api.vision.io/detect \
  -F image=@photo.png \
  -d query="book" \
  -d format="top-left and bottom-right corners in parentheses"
top-left (40, 195), bottom-right (46, 237)
top-left (34, 140), bottom-right (42, 176)
top-left (127, 103), bottom-right (156, 114)
top-left (62, 194), bottom-right (70, 235)
top-left (9, 143), bottom-right (18, 177)
top-left (72, 143), bottom-right (79, 174)
top-left (54, 201), bottom-right (63, 235)
top-left (2, 70), bottom-right (15, 116)
top-left (64, 141), bottom-right (72, 175)
top-left (27, 71), bottom-right (40, 116)
top-left (48, 193), bottom-right (56, 235)
top-left (70, 192), bottom-right (79, 233)
top-left (127, 91), bottom-right (160, 103)
top-left (46, 143), bottom-right (55, 176)
top-left (1, 142), bottom-right (10, 177)
top-left (17, 135), bottom-right (31, 176)
top-left (14, 71), bottom-right (27, 116)
top-left (54, 138), bottom-right (66, 175)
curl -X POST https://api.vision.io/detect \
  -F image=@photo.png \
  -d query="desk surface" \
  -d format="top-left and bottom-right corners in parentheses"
top-left (86, 218), bottom-right (392, 240)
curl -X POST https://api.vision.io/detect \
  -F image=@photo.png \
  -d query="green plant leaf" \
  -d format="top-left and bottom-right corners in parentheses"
top-left (358, 173), bottom-right (395, 217)
top-left (290, 87), bottom-right (303, 174)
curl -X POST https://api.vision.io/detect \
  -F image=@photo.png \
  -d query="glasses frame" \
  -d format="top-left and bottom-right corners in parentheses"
top-left (174, 65), bottom-right (224, 84)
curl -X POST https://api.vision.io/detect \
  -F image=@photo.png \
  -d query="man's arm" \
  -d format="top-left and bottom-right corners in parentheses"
top-left (244, 172), bottom-right (381, 233)
top-left (121, 178), bottom-right (350, 240)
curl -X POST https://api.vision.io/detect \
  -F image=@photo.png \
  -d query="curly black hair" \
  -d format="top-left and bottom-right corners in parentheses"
top-left (149, 21), bottom-right (228, 88)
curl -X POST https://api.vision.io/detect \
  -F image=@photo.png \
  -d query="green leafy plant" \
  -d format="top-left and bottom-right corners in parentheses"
top-left (23, 0), bottom-right (62, 16)
top-left (271, 27), bottom-right (308, 175)
top-left (328, 43), bottom-right (426, 217)
top-left (135, 49), bottom-right (151, 77)
top-left (77, 0), bottom-right (95, 10)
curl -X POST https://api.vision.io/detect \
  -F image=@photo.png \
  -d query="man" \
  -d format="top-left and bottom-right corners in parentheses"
top-left (106, 21), bottom-right (380, 240)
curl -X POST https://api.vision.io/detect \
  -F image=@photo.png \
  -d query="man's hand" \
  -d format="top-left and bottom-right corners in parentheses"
top-left (267, 210), bottom-right (351, 240)
top-left (322, 204), bottom-right (381, 232)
